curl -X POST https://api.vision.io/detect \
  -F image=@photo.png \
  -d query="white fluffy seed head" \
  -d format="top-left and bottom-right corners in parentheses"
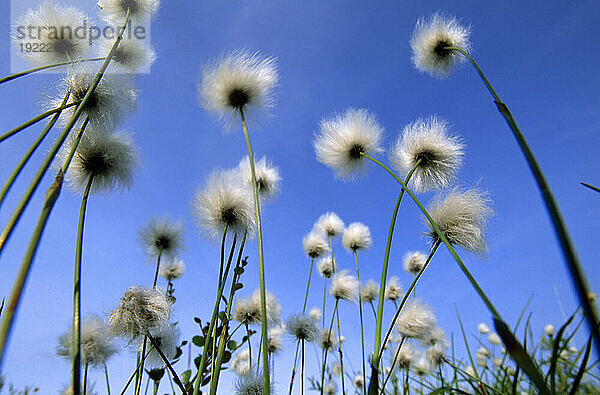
top-left (108, 286), bottom-right (172, 340)
top-left (54, 130), bottom-right (138, 195)
top-left (98, 0), bottom-right (160, 24)
top-left (426, 187), bottom-right (494, 255)
top-left (465, 365), bottom-right (476, 377)
top-left (159, 258), bottom-right (185, 281)
top-left (236, 155), bottom-right (281, 201)
top-left (477, 322), bottom-right (490, 334)
top-left (315, 212), bottom-right (345, 237)
top-left (425, 343), bottom-right (447, 369)
top-left (323, 380), bottom-right (338, 395)
top-left (320, 329), bottom-right (338, 352)
top-left (385, 276), bottom-right (403, 301)
top-left (331, 362), bottom-right (342, 376)
top-left (493, 357), bottom-right (503, 368)
top-left (233, 289), bottom-right (281, 327)
top-left (342, 222), bottom-right (372, 251)
top-left (390, 117), bottom-right (464, 193)
top-left (199, 50), bottom-right (278, 128)
top-left (100, 37), bottom-right (157, 73)
top-left (353, 375), bottom-right (364, 389)
top-left (394, 342), bottom-right (418, 369)
top-left (544, 324), bottom-right (555, 337)
top-left (139, 217), bottom-right (185, 259)
top-left (15, 2), bottom-right (90, 65)
top-left (421, 326), bottom-right (449, 349)
top-left (268, 325), bottom-right (285, 354)
top-left (303, 231), bottom-right (329, 259)
top-left (193, 169), bottom-right (256, 240)
top-left (308, 307), bottom-right (322, 321)
top-left (361, 280), bottom-right (379, 303)
top-left (57, 314), bottom-right (117, 368)
top-left (286, 314), bottom-right (320, 343)
top-left (314, 108), bottom-right (383, 180)
top-left (403, 251), bottom-right (427, 275)
top-left (317, 257), bottom-right (337, 279)
top-left (234, 369), bottom-right (269, 395)
top-left (231, 348), bottom-right (250, 376)
top-left (488, 332), bottom-right (502, 345)
top-left (142, 323), bottom-right (180, 367)
top-left (396, 299), bottom-right (436, 339)
top-left (330, 270), bottom-right (359, 302)
top-left (410, 13), bottom-right (471, 79)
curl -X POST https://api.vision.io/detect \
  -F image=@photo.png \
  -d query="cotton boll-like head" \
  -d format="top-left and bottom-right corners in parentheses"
top-left (396, 299), bottom-right (436, 340)
top-left (98, 0), bottom-right (160, 24)
top-left (233, 289), bottom-right (281, 326)
top-left (315, 212), bottom-right (344, 237)
top-left (142, 323), bottom-right (180, 367)
top-left (55, 130), bottom-right (138, 194)
top-left (100, 37), bottom-right (157, 73)
top-left (139, 217), bottom-right (184, 259)
top-left (108, 286), bottom-right (172, 340)
top-left (353, 375), bottom-right (364, 389)
top-left (57, 314), bottom-right (117, 368)
top-left (385, 276), bottom-right (403, 302)
top-left (361, 280), bottom-right (379, 303)
top-left (193, 169), bottom-right (256, 239)
top-left (231, 348), bottom-right (250, 376)
top-left (342, 222), bottom-right (372, 252)
top-left (199, 50), bottom-right (278, 128)
top-left (410, 13), bottom-right (471, 78)
top-left (317, 257), bottom-right (337, 279)
top-left (251, 289), bottom-right (281, 327)
top-left (425, 343), bottom-right (447, 369)
top-left (15, 2), bottom-right (90, 65)
top-left (303, 231), bottom-right (329, 259)
top-left (330, 270), bottom-right (359, 302)
top-left (390, 117), bottom-right (463, 193)
top-left (268, 325), bottom-right (285, 354)
top-left (421, 326), bottom-right (448, 349)
top-left (544, 324), bottom-right (555, 337)
top-left (319, 329), bottom-right (338, 352)
top-left (323, 380), bottom-right (338, 395)
top-left (477, 322), bottom-right (490, 334)
top-left (403, 251), bottom-right (427, 275)
top-left (286, 314), bottom-right (319, 343)
top-left (393, 342), bottom-right (418, 369)
top-left (159, 258), bottom-right (185, 281)
top-left (308, 307), bottom-right (322, 322)
top-left (235, 369), bottom-right (271, 395)
top-left (426, 187), bottom-right (493, 255)
top-left (314, 108), bottom-right (383, 180)
top-left (237, 155), bottom-right (281, 201)
top-left (488, 332), bottom-right (502, 345)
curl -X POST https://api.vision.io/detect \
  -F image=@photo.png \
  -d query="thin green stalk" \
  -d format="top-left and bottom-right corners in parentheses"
top-left (0, 101), bottom-right (79, 144)
top-left (146, 332), bottom-right (187, 394)
top-left (372, 159), bottom-right (421, 369)
top-left (104, 363), bottom-right (111, 395)
top-left (152, 251), bottom-right (163, 288)
top-left (211, 227), bottom-right (231, 381)
top-left (246, 322), bottom-right (253, 368)
top-left (0, 57), bottom-right (105, 85)
top-left (83, 363), bottom-right (89, 395)
top-left (288, 341), bottom-right (301, 395)
top-left (301, 339), bottom-right (305, 395)
top-left (71, 175), bottom-right (94, 394)
top-left (581, 182), bottom-right (600, 194)
top-left (135, 340), bottom-right (148, 395)
top-left (335, 307), bottom-right (346, 395)
top-left (0, 7), bottom-right (131, 258)
top-left (381, 336), bottom-right (406, 391)
top-left (322, 278), bottom-right (327, 328)
top-left (320, 299), bottom-right (339, 395)
top-left (0, 90), bottom-right (71, 209)
top-left (353, 250), bottom-right (367, 395)
top-left (378, 241), bottom-right (441, 362)
top-left (447, 45), bottom-right (600, 356)
top-left (239, 108), bottom-right (270, 393)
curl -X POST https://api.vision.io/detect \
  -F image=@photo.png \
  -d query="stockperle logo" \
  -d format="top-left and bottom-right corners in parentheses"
top-left (10, 0), bottom-right (154, 74)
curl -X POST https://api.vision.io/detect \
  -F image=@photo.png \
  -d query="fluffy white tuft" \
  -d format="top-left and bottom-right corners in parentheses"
top-left (393, 342), bottom-right (419, 369)
top-left (286, 314), bottom-right (319, 343)
top-left (319, 329), bottom-right (338, 352)
top-left (477, 322), bottom-right (490, 334)
top-left (403, 251), bottom-right (427, 275)
top-left (315, 212), bottom-right (344, 237)
top-left (385, 276), bottom-right (403, 301)
top-left (361, 279), bottom-right (379, 303)
top-left (139, 217), bottom-right (184, 259)
top-left (329, 270), bottom-right (359, 302)
top-left (268, 325), bottom-right (285, 354)
top-left (233, 289), bottom-right (281, 327)
top-left (314, 108), bottom-right (383, 180)
top-left (323, 380), bottom-right (338, 395)
top-left (142, 323), bottom-right (180, 367)
top-left (353, 375), bottom-right (364, 389)
top-left (544, 324), bottom-right (555, 337)
top-left (317, 257), bottom-right (337, 279)
top-left (236, 155), bottom-right (281, 201)
top-left (231, 348), bottom-right (250, 376)
top-left (57, 314), bottom-right (117, 368)
top-left (308, 307), bottom-right (322, 322)
top-left (488, 332), bottom-right (502, 345)
top-left (100, 37), bottom-right (157, 73)
top-left (98, 0), bottom-right (160, 24)
top-left (396, 299), bottom-right (436, 340)
top-left (159, 258), bottom-right (185, 281)
top-left (302, 230), bottom-right (329, 259)
top-left (342, 222), bottom-right (372, 251)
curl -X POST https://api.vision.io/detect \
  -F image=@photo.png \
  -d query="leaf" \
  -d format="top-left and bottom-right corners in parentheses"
top-left (181, 369), bottom-right (191, 385)
top-left (234, 267), bottom-right (245, 275)
top-left (192, 336), bottom-right (205, 347)
top-left (227, 340), bottom-right (237, 350)
top-left (234, 283), bottom-right (243, 291)
top-left (222, 351), bottom-right (231, 363)
top-left (568, 334), bottom-right (593, 395)
top-left (547, 310), bottom-right (577, 390)
top-left (493, 317), bottom-right (552, 395)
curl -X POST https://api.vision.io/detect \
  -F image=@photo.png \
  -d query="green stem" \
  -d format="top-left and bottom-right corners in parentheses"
top-left (152, 251), bottom-right (163, 288)
top-left (335, 307), bottom-right (346, 395)
top-left (0, 57), bottom-right (105, 85)
top-left (71, 175), bottom-right (94, 394)
top-left (104, 363), bottom-right (112, 395)
top-left (246, 322), bottom-right (253, 368)
top-left (146, 332), bottom-right (187, 394)
top-left (448, 45), bottom-right (600, 356)
top-left (0, 90), bottom-right (71, 209)
top-left (135, 340), bottom-right (148, 395)
top-left (83, 363), bottom-right (89, 395)
top-left (353, 250), bottom-right (367, 395)
top-left (381, 336), bottom-right (406, 391)
top-left (320, 299), bottom-right (339, 395)
top-left (301, 339), bottom-right (305, 395)
top-left (0, 101), bottom-right (79, 144)
top-left (581, 182), bottom-right (600, 194)
top-left (322, 278), bottom-right (327, 328)
top-left (239, 108), bottom-right (270, 393)
top-left (288, 341), bottom-right (301, 395)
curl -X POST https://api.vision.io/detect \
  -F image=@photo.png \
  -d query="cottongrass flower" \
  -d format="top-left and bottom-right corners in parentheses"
top-left (465, 365), bottom-right (476, 377)
top-left (51, 71), bottom-right (137, 132)
top-left (199, 50), bottom-right (278, 126)
top-left (286, 314), bottom-right (319, 343)
top-left (426, 187), bottom-right (494, 255)
top-left (235, 370), bottom-right (270, 395)
top-left (54, 130), bottom-right (137, 194)
top-left (193, 169), bottom-right (256, 239)
top-left (477, 322), bottom-right (491, 334)
top-left (544, 324), bottom-right (555, 336)
top-left (237, 156), bottom-right (281, 201)
top-left (159, 257), bottom-right (185, 281)
top-left (320, 329), bottom-right (338, 351)
top-left (233, 289), bottom-right (281, 326)
top-left (108, 286), bottom-right (172, 339)
top-left (390, 117), bottom-right (464, 192)
top-left (342, 222), bottom-right (372, 251)
top-left (385, 276), bottom-right (403, 301)
top-left (314, 108), bottom-right (383, 180)
top-left (57, 314), bottom-right (117, 368)
top-left (331, 362), bottom-right (342, 376)
top-left (353, 375), bottom-right (364, 389)
top-left (15, 2), bottom-right (90, 65)
top-left (394, 342), bottom-right (418, 369)
top-left (476, 346), bottom-right (489, 367)
top-left (139, 217), bottom-right (184, 259)
top-left (361, 280), bottom-right (379, 303)
top-left (98, 0), bottom-right (160, 23)
top-left (268, 325), bottom-right (285, 354)
top-left (412, 358), bottom-right (429, 377)
top-left (410, 13), bottom-right (471, 78)
top-left (493, 357), bottom-right (503, 368)
top-left (323, 380), bottom-right (338, 395)
top-left (315, 212), bottom-right (344, 237)
top-left (330, 270), bottom-right (359, 302)
top-left (403, 251), bottom-right (427, 275)
top-left (231, 348), bottom-right (250, 376)
top-left (309, 307), bottom-right (322, 322)
top-left (143, 323), bottom-right (180, 367)
top-left (488, 332), bottom-right (502, 346)
top-left (426, 343), bottom-right (447, 369)
top-left (396, 299), bottom-right (436, 340)
top-left (100, 37), bottom-right (157, 73)
top-left (303, 231), bottom-right (329, 259)
top-left (317, 257), bottom-right (337, 279)
top-left (421, 326), bottom-right (449, 349)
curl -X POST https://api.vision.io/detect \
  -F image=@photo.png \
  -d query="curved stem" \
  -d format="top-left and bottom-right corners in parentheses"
top-left (83, 363), bottom-right (89, 395)
top-left (0, 101), bottom-right (79, 144)
top-left (448, 45), bottom-right (600, 356)
top-left (354, 250), bottom-right (367, 395)
top-left (320, 299), bottom-right (339, 395)
top-left (239, 108), bottom-right (270, 393)
top-left (246, 322), bottom-right (253, 368)
top-left (302, 258), bottom-right (314, 314)
top-left (146, 332), bottom-right (187, 394)
top-left (381, 336), bottom-right (407, 391)
top-left (0, 57), bottom-right (105, 85)
top-left (71, 175), bottom-right (94, 394)
top-left (322, 278), bottom-right (327, 328)
top-left (335, 307), bottom-right (346, 395)
top-left (104, 363), bottom-right (112, 395)
top-left (0, 90), bottom-right (71, 209)
top-left (152, 251), bottom-right (163, 288)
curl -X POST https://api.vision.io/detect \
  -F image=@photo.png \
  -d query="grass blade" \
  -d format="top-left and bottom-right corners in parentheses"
top-left (568, 334), bottom-right (594, 395)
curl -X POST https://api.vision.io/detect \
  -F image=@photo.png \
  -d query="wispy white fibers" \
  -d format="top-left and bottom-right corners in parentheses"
top-left (303, 230), bottom-right (329, 259)
top-left (329, 270), bottom-right (359, 302)
top-left (425, 187), bottom-right (494, 255)
top-left (159, 258), bottom-right (185, 281)
top-left (315, 212), bottom-right (344, 237)
top-left (199, 50), bottom-right (278, 128)
top-left (477, 322), bottom-right (491, 334)
top-left (141, 323), bottom-right (180, 367)
top-left (317, 257), bottom-right (337, 279)
top-left (361, 280), bottom-right (379, 303)
top-left (323, 380), bottom-right (338, 395)
top-left (342, 222), bottom-right (372, 252)
top-left (235, 370), bottom-right (271, 395)
top-left (54, 130), bottom-right (138, 194)
top-left (98, 0), bottom-right (160, 24)
top-left (396, 299), bottom-right (436, 340)
top-left (14, 2), bottom-right (90, 65)
top-left (385, 276), bottom-right (403, 302)
top-left (403, 251), bottom-right (427, 275)
top-left (410, 13), bottom-right (471, 78)
top-left (57, 314), bottom-right (117, 368)
top-left (353, 375), bottom-right (364, 389)
top-left (390, 117), bottom-right (464, 192)
top-left (231, 348), bottom-right (251, 376)
top-left (233, 289), bottom-right (281, 327)
top-left (393, 342), bottom-right (419, 369)
top-left (193, 169), bottom-right (256, 240)
top-left (488, 332), bottom-right (502, 345)
top-left (139, 217), bottom-right (185, 259)
top-left (308, 307), bottom-right (322, 322)
top-left (267, 325), bottom-right (285, 354)
top-left (319, 329), bottom-right (338, 352)
top-left (236, 155), bottom-right (281, 201)
top-left (544, 324), bottom-right (555, 337)
top-left (99, 37), bottom-right (157, 73)
top-left (286, 315), bottom-right (320, 343)
top-left (315, 108), bottom-right (383, 180)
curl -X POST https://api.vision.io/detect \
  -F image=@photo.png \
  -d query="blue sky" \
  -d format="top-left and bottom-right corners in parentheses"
top-left (0, 0), bottom-right (599, 393)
